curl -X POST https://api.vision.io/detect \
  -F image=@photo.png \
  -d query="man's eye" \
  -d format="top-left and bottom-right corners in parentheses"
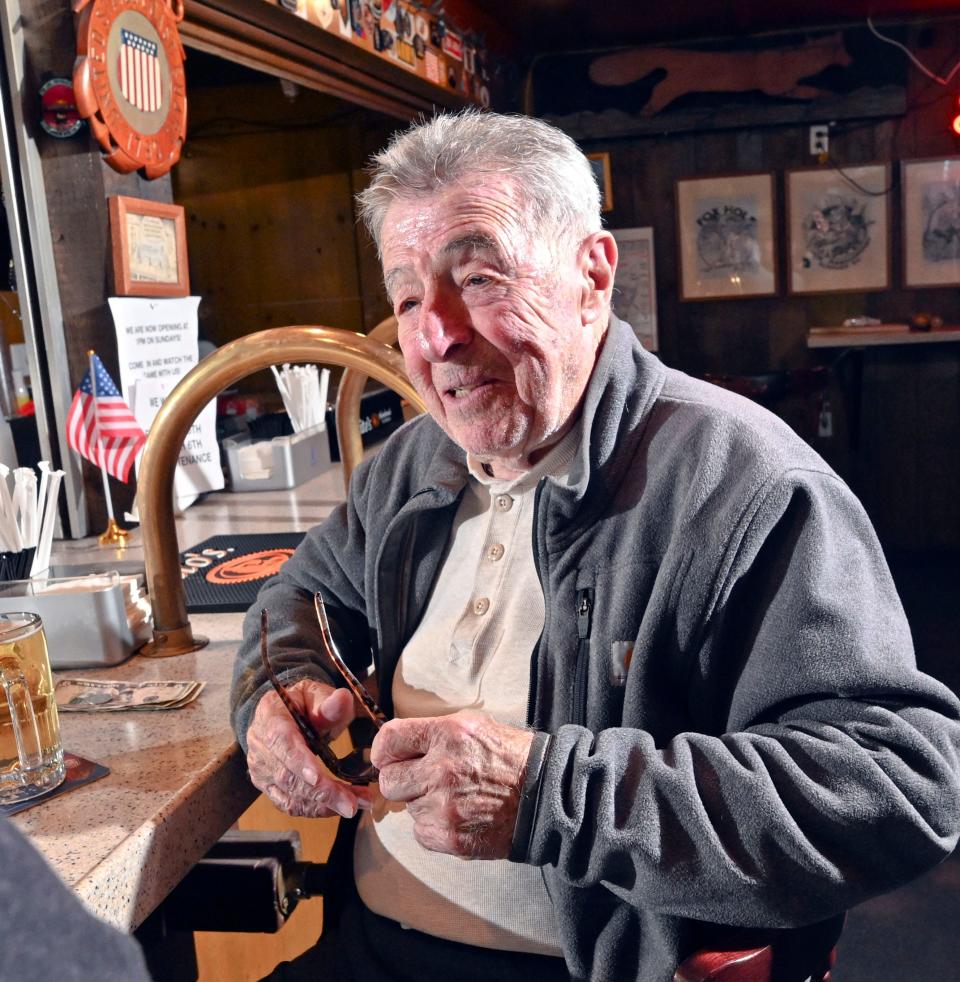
top-left (465, 275), bottom-right (489, 287)
top-left (397, 298), bottom-right (420, 314)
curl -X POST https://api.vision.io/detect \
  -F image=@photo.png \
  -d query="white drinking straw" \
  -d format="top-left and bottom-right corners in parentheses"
top-left (0, 463), bottom-right (23, 553)
top-left (12, 467), bottom-right (36, 547)
top-left (31, 469), bottom-right (62, 577)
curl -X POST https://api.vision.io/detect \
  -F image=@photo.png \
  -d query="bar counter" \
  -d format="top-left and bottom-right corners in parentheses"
top-left (10, 464), bottom-right (346, 930)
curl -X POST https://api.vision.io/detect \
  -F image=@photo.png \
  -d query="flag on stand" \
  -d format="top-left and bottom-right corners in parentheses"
top-left (66, 355), bottom-right (146, 483)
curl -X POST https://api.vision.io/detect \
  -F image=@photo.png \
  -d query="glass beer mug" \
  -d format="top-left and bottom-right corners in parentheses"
top-left (0, 612), bottom-right (65, 804)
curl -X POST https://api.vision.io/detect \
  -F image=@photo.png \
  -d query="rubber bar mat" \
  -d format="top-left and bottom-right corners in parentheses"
top-left (181, 532), bottom-right (306, 613)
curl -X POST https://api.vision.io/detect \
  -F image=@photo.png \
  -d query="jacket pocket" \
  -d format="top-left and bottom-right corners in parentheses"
top-left (574, 560), bottom-right (660, 731)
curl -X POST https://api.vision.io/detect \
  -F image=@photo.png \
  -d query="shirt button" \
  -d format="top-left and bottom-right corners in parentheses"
top-left (487, 543), bottom-right (505, 562)
top-left (495, 494), bottom-right (513, 512)
top-left (473, 597), bottom-right (490, 616)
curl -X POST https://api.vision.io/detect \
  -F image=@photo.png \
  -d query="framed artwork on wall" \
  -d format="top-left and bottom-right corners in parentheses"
top-left (587, 152), bottom-right (614, 212)
top-left (611, 227), bottom-right (658, 351)
top-left (675, 173), bottom-right (777, 300)
top-left (901, 157), bottom-right (960, 288)
top-left (786, 164), bottom-right (891, 294)
top-left (108, 196), bottom-right (190, 298)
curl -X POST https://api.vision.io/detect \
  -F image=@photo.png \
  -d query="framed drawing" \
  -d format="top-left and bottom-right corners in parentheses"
top-left (108, 196), bottom-right (190, 297)
top-left (786, 164), bottom-right (891, 294)
top-left (611, 227), bottom-right (658, 350)
top-left (587, 152), bottom-right (614, 212)
top-left (675, 173), bottom-right (777, 300)
top-left (902, 157), bottom-right (960, 288)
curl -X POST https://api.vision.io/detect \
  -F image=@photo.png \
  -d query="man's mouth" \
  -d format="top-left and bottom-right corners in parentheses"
top-left (446, 380), bottom-right (492, 399)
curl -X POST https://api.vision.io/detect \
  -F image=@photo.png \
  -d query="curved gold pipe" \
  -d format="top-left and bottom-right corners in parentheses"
top-left (138, 326), bottom-right (426, 657)
top-left (336, 315), bottom-right (420, 492)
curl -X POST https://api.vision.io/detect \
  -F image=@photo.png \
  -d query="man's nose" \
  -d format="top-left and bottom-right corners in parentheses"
top-left (418, 287), bottom-right (472, 362)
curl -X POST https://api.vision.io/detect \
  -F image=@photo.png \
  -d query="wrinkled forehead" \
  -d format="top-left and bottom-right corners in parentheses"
top-left (380, 175), bottom-right (539, 263)
top-left (382, 231), bottom-right (506, 298)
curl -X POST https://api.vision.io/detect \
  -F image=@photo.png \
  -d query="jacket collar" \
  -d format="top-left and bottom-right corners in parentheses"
top-left (561, 313), bottom-right (666, 511)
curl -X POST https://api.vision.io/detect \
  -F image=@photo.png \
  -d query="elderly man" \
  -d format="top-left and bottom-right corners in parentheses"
top-left (232, 111), bottom-right (960, 982)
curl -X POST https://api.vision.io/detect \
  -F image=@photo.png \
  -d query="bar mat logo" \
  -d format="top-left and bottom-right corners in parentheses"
top-left (205, 548), bottom-right (295, 585)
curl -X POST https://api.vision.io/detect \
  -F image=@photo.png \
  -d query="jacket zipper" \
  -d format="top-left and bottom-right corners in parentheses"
top-left (526, 480), bottom-right (546, 726)
top-left (571, 587), bottom-right (593, 726)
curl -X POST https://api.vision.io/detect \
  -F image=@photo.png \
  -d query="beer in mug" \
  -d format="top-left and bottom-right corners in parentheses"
top-left (0, 612), bottom-right (65, 803)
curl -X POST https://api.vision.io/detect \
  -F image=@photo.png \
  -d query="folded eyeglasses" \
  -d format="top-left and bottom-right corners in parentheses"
top-left (259, 593), bottom-right (386, 785)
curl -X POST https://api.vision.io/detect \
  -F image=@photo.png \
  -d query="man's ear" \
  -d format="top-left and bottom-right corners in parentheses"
top-left (579, 231), bottom-right (617, 327)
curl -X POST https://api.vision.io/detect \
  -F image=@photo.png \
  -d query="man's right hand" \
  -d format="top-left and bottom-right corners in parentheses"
top-left (246, 679), bottom-right (373, 818)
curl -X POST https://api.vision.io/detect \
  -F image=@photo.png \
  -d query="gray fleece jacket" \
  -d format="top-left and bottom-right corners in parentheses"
top-left (231, 315), bottom-right (960, 982)
top-left (0, 817), bottom-right (149, 981)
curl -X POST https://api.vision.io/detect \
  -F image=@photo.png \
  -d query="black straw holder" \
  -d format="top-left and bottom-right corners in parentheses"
top-left (0, 547), bottom-right (36, 583)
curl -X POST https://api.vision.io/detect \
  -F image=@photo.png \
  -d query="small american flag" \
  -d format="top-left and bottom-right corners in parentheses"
top-left (66, 355), bottom-right (146, 483)
top-left (119, 29), bottom-right (162, 114)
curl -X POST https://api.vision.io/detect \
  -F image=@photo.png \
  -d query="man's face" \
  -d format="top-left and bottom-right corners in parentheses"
top-left (382, 176), bottom-right (612, 476)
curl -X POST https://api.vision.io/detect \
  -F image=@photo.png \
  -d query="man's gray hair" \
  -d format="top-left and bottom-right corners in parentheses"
top-left (356, 110), bottom-right (602, 255)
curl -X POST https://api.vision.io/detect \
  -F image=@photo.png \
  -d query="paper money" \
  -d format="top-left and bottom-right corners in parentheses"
top-left (55, 678), bottom-right (204, 712)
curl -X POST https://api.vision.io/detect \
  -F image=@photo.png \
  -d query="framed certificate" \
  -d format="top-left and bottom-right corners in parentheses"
top-left (109, 196), bottom-right (190, 297)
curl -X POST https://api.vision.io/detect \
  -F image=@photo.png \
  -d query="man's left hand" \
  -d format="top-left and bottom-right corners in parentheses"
top-left (371, 711), bottom-right (534, 859)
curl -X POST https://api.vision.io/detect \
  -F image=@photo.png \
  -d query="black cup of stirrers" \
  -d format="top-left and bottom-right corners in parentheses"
top-left (0, 547), bottom-right (36, 583)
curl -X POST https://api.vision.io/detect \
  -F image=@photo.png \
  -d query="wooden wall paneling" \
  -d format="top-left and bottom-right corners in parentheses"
top-left (176, 80), bottom-right (360, 344)
top-left (182, 171), bottom-right (364, 344)
top-left (833, 117), bottom-right (881, 166)
top-left (349, 167), bottom-right (392, 334)
top-left (766, 297), bottom-right (808, 368)
top-left (646, 139), bottom-right (686, 366)
top-left (622, 137), bottom-right (680, 366)
top-left (859, 346), bottom-right (960, 551)
top-left (177, 80), bottom-right (367, 196)
top-left (343, 111), bottom-right (404, 334)
top-left (902, 20), bottom-right (960, 159)
top-left (344, 114), bottom-right (404, 175)
top-left (691, 127), bottom-right (736, 174)
top-left (174, 74), bottom-right (401, 357)
top-left (733, 128), bottom-right (766, 172)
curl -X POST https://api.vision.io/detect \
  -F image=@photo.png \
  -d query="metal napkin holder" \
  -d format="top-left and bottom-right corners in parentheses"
top-left (0, 572), bottom-right (135, 669)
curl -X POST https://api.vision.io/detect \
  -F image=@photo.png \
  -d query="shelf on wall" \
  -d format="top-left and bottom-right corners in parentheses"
top-left (807, 325), bottom-right (960, 349)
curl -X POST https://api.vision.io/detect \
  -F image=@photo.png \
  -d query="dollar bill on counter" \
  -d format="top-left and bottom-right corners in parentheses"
top-left (55, 678), bottom-right (205, 712)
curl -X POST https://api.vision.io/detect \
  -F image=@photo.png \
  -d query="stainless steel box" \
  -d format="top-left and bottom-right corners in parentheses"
top-left (223, 423), bottom-right (331, 492)
top-left (0, 573), bottom-right (135, 669)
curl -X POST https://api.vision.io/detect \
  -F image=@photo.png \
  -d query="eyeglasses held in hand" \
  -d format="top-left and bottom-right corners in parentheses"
top-left (258, 594), bottom-right (385, 786)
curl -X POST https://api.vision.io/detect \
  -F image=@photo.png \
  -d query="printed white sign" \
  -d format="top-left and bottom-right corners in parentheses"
top-left (130, 377), bottom-right (220, 503)
top-left (109, 297), bottom-right (223, 508)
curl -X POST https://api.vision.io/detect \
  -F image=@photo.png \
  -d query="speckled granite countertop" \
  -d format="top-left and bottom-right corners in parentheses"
top-left (10, 464), bottom-right (347, 930)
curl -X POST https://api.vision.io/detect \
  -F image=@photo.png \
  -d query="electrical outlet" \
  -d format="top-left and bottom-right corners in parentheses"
top-left (818, 400), bottom-right (833, 439)
top-left (809, 125), bottom-right (829, 156)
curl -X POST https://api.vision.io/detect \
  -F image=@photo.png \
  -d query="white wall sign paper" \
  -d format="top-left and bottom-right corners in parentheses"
top-left (109, 297), bottom-right (223, 507)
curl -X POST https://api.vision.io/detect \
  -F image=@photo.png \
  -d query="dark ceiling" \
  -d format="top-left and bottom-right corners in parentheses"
top-left (465, 0), bottom-right (960, 52)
